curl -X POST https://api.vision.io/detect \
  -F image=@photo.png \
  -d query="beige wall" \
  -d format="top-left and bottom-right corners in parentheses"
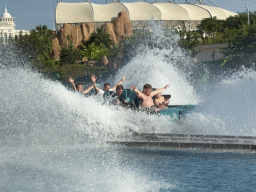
top-left (194, 43), bottom-right (228, 61)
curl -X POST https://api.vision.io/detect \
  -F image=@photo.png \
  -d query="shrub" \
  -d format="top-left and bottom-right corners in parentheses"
top-left (81, 43), bottom-right (108, 61)
top-left (60, 35), bottom-right (83, 65)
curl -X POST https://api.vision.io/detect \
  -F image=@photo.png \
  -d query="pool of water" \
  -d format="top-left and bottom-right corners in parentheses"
top-left (1, 144), bottom-right (255, 192)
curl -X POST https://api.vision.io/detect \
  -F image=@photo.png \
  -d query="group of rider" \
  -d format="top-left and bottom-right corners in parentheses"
top-left (68, 74), bottom-right (170, 112)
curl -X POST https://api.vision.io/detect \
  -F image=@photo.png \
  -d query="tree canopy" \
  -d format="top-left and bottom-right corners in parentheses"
top-left (15, 25), bottom-right (55, 62)
top-left (86, 27), bottom-right (113, 49)
top-left (223, 24), bottom-right (256, 57)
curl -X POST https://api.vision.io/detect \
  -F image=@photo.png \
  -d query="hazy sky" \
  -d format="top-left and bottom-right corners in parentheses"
top-left (1, 0), bottom-right (256, 30)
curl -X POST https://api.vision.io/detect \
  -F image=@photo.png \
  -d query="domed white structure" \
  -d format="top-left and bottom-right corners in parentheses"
top-left (55, 1), bottom-right (237, 30)
top-left (2, 6), bottom-right (12, 18)
top-left (0, 6), bottom-right (30, 40)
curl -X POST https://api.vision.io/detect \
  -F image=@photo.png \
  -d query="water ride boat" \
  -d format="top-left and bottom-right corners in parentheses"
top-left (121, 88), bottom-right (196, 120)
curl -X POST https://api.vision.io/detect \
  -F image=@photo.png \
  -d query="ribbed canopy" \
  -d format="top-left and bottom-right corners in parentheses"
top-left (56, 2), bottom-right (237, 24)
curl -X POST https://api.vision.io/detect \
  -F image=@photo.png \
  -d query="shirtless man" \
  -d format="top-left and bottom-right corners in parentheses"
top-left (91, 74), bottom-right (125, 95)
top-left (68, 77), bottom-right (93, 94)
top-left (130, 84), bottom-right (170, 111)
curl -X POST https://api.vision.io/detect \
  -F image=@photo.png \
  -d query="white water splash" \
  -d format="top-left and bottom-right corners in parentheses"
top-left (183, 67), bottom-right (256, 136)
top-left (111, 49), bottom-right (200, 105)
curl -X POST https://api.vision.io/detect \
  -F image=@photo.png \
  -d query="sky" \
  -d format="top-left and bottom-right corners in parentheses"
top-left (1, 0), bottom-right (256, 31)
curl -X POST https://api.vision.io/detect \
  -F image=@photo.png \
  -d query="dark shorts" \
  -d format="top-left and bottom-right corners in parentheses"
top-left (140, 106), bottom-right (158, 115)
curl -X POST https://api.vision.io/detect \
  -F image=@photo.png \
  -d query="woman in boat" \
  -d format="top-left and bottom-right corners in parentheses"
top-left (153, 92), bottom-right (170, 109)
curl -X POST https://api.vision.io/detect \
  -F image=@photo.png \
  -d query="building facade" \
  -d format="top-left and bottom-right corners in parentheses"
top-left (0, 6), bottom-right (30, 39)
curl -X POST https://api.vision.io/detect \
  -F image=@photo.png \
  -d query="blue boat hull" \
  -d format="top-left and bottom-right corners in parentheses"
top-left (159, 105), bottom-right (196, 120)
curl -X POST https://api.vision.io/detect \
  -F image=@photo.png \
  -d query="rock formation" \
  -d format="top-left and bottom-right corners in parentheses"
top-left (101, 56), bottom-right (109, 66)
top-left (52, 23), bottom-right (95, 60)
top-left (57, 23), bottom-right (94, 48)
top-left (105, 11), bottom-right (132, 44)
top-left (51, 37), bottom-right (60, 60)
top-left (106, 11), bottom-right (132, 44)
top-left (52, 11), bottom-right (132, 60)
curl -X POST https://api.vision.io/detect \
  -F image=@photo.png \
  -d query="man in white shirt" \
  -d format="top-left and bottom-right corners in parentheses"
top-left (91, 74), bottom-right (125, 96)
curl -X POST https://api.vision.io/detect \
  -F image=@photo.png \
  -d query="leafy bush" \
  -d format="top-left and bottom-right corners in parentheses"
top-left (176, 27), bottom-right (201, 56)
top-left (60, 35), bottom-right (83, 65)
top-left (81, 43), bottom-right (108, 61)
top-left (201, 32), bottom-right (229, 45)
top-left (58, 64), bottom-right (105, 79)
top-left (43, 60), bottom-right (60, 70)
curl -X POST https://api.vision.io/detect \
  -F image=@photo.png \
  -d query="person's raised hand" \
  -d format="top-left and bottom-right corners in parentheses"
top-left (130, 85), bottom-right (136, 91)
top-left (165, 84), bottom-right (170, 89)
top-left (68, 77), bottom-right (74, 84)
top-left (121, 75), bottom-right (125, 82)
top-left (91, 75), bottom-right (97, 83)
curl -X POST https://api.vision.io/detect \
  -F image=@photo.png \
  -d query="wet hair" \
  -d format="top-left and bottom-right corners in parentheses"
top-left (104, 83), bottom-right (110, 88)
top-left (143, 84), bottom-right (152, 89)
top-left (116, 85), bottom-right (124, 90)
top-left (75, 83), bottom-right (82, 89)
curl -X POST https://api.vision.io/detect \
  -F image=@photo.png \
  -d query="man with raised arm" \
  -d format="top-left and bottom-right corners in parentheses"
top-left (130, 84), bottom-right (170, 111)
top-left (91, 74), bottom-right (126, 95)
top-left (68, 77), bottom-right (94, 94)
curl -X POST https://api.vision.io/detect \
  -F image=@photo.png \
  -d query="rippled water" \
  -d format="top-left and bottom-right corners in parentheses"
top-left (1, 145), bottom-right (255, 191)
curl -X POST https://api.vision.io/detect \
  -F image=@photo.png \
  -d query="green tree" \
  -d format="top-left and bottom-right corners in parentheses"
top-left (222, 24), bottom-right (256, 65)
top-left (177, 27), bottom-right (201, 56)
top-left (86, 27), bottom-right (113, 49)
top-left (224, 11), bottom-right (256, 30)
top-left (198, 17), bottom-right (225, 37)
top-left (14, 25), bottom-right (54, 62)
top-left (28, 25), bottom-right (54, 61)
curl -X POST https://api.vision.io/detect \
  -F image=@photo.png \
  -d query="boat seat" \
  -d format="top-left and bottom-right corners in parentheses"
top-left (122, 89), bottom-right (137, 102)
top-left (162, 94), bottom-right (171, 100)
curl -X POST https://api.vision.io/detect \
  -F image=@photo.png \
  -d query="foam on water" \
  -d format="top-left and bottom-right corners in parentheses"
top-left (110, 49), bottom-right (200, 105)
top-left (0, 145), bottom-right (177, 191)
top-left (183, 67), bottom-right (256, 136)
top-left (0, 66), bottom-right (177, 191)
top-left (108, 27), bottom-right (200, 105)
top-left (1, 25), bottom-right (256, 191)
top-left (0, 65), bottom-right (184, 147)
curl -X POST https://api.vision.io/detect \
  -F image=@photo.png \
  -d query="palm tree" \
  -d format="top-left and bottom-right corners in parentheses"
top-left (28, 25), bottom-right (54, 61)
top-left (86, 27), bottom-right (113, 49)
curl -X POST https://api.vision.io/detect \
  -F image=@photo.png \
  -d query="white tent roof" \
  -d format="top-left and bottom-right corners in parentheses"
top-left (91, 2), bottom-right (128, 22)
top-left (122, 2), bottom-right (162, 21)
top-left (177, 4), bottom-right (211, 20)
top-left (195, 4), bottom-right (228, 20)
top-left (56, 2), bottom-right (94, 23)
top-left (153, 3), bottom-right (190, 21)
top-left (56, 2), bottom-right (237, 24)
